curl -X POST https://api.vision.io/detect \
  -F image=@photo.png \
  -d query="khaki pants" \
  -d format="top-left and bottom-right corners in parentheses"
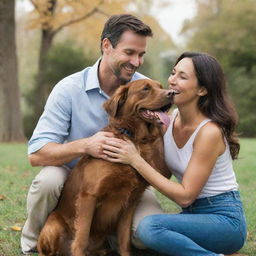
top-left (21, 166), bottom-right (164, 253)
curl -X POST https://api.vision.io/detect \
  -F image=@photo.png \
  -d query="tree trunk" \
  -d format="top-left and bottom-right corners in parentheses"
top-left (32, 29), bottom-right (54, 123)
top-left (0, 0), bottom-right (25, 142)
top-left (28, 0), bottom-right (57, 132)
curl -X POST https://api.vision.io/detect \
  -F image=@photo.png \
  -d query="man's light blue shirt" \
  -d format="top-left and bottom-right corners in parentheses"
top-left (28, 59), bottom-right (147, 168)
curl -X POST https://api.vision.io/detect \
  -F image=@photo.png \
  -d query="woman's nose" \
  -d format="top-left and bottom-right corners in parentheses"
top-left (168, 74), bottom-right (176, 86)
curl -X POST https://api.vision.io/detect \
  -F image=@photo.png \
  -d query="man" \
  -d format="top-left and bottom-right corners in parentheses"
top-left (21, 14), bottom-right (164, 254)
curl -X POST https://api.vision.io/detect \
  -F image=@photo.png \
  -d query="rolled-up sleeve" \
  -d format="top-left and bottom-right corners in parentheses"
top-left (28, 82), bottom-right (72, 154)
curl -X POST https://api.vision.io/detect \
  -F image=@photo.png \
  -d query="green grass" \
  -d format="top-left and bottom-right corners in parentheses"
top-left (0, 139), bottom-right (255, 255)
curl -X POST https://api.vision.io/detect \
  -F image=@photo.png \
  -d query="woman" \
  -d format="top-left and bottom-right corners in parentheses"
top-left (102, 52), bottom-right (247, 256)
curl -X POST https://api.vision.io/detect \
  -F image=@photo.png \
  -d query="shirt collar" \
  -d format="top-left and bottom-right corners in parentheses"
top-left (84, 58), bottom-right (146, 94)
top-left (84, 58), bottom-right (101, 92)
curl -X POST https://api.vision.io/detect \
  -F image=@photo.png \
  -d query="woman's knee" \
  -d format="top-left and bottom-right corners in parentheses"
top-left (31, 166), bottom-right (69, 195)
top-left (136, 215), bottom-right (160, 246)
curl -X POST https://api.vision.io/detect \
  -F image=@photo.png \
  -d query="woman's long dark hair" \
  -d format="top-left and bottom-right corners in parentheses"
top-left (175, 52), bottom-right (240, 159)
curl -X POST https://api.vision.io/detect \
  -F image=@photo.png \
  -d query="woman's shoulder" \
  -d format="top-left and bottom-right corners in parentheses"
top-left (197, 121), bottom-right (223, 141)
top-left (194, 121), bottom-right (225, 154)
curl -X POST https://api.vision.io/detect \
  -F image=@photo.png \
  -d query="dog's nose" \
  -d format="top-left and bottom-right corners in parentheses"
top-left (166, 90), bottom-right (173, 98)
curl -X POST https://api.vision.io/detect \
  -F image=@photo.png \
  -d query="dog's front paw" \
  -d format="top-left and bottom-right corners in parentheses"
top-left (120, 253), bottom-right (131, 256)
top-left (71, 245), bottom-right (85, 256)
top-left (92, 248), bottom-right (114, 256)
top-left (119, 250), bottom-right (131, 256)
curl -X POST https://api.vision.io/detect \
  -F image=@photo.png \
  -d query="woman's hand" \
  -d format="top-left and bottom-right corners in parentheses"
top-left (102, 138), bottom-right (140, 165)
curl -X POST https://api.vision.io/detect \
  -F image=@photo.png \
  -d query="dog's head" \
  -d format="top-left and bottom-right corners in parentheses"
top-left (104, 79), bottom-right (173, 129)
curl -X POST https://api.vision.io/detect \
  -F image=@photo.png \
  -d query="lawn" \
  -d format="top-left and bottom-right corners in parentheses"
top-left (0, 139), bottom-right (255, 255)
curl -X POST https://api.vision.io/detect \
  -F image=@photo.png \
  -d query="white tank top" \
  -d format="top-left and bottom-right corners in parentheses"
top-left (164, 109), bottom-right (238, 199)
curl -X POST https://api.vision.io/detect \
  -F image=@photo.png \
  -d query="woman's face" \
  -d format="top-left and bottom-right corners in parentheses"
top-left (168, 57), bottom-right (206, 107)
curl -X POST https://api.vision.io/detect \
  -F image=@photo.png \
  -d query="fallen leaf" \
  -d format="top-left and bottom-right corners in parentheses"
top-left (11, 225), bottom-right (22, 231)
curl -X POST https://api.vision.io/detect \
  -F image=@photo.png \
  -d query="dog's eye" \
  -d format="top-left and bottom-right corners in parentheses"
top-left (142, 85), bottom-right (150, 91)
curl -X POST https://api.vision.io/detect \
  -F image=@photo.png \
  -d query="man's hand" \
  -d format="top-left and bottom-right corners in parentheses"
top-left (83, 131), bottom-right (115, 159)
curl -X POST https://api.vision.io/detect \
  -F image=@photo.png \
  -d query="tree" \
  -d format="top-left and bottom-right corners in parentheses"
top-left (0, 0), bottom-right (25, 142)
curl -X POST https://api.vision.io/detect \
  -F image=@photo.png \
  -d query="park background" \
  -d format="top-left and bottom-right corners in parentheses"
top-left (0, 0), bottom-right (255, 255)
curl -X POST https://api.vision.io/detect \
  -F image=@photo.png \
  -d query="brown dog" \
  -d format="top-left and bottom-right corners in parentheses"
top-left (37, 79), bottom-right (173, 256)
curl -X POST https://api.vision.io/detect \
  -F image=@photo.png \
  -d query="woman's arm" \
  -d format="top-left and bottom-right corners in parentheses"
top-left (102, 122), bottom-right (225, 208)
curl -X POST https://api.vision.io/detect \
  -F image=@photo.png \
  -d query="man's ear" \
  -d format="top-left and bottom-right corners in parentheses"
top-left (102, 38), bottom-right (112, 54)
top-left (103, 85), bottom-right (128, 117)
top-left (198, 86), bottom-right (208, 96)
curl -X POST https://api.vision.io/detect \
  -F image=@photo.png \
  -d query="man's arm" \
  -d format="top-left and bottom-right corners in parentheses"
top-left (29, 131), bottom-right (114, 167)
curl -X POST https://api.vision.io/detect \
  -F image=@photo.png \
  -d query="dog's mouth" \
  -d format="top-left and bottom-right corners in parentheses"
top-left (139, 103), bottom-right (172, 126)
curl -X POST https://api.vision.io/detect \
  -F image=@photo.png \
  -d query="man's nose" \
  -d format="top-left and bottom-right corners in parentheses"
top-left (130, 56), bottom-right (141, 67)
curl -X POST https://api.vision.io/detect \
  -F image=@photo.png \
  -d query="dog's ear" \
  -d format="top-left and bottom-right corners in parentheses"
top-left (103, 85), bottom-right (129, 117)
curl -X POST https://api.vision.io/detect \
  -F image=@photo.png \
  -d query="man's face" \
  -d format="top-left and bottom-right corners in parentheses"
top-left (103, 30), bottom-right (147, 84)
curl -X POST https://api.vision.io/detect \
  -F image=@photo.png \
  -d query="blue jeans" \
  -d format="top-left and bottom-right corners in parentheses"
top-left (136, 191), bottom-right (247, 256)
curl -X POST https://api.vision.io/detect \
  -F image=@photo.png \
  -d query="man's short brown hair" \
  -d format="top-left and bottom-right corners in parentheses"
top-left (100, 14), bottom-right (153, 53)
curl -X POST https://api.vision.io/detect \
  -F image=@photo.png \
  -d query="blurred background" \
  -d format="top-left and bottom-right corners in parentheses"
top-left (1, 0), bottom-right (255, 141)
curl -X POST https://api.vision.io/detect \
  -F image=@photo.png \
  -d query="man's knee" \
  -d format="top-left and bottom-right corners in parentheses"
top-left (30, 166), bottom-right (69, 195)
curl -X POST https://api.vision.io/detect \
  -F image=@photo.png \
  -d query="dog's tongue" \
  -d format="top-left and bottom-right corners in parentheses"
top-left (155, 111), bottom-right (170, 127)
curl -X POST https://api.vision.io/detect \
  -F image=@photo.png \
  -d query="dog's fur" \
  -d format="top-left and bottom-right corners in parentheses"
top-left (37, 79), bottom-right (173, 256)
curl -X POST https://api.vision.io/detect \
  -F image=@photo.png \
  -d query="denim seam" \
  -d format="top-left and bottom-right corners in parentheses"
top-left (188, 203), bottom-right (242, 212)
top-left (238, 206), bottom-right (247, 242)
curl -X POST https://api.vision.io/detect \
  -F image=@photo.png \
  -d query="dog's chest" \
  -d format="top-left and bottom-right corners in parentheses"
top-left (100, 165), bottom-right (146, 198)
